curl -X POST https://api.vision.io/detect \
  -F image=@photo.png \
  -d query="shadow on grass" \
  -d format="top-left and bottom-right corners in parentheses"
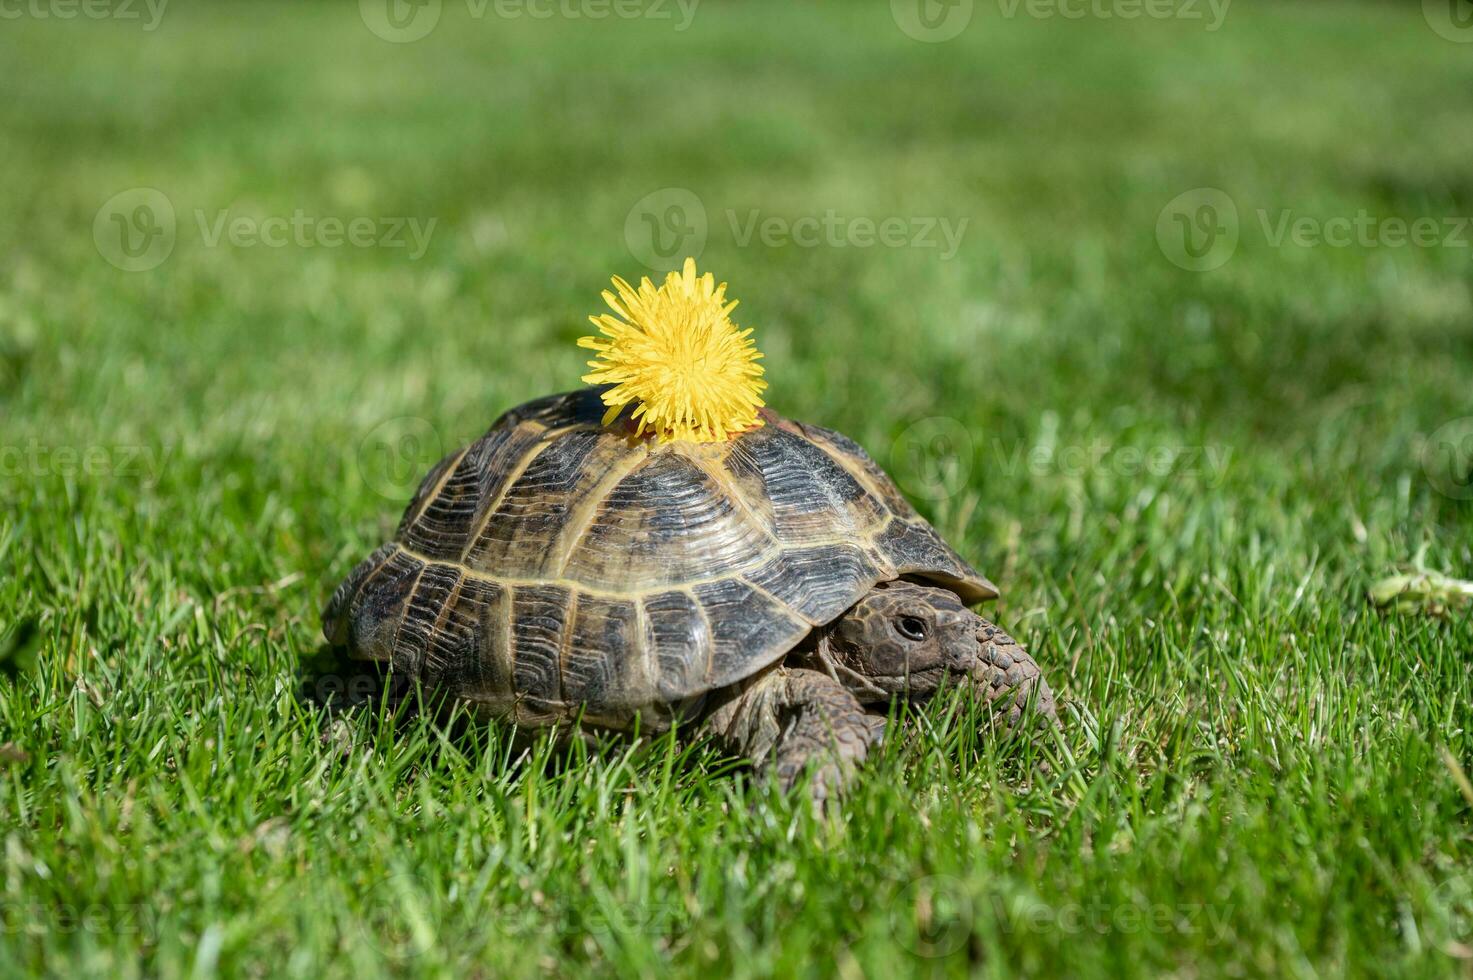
top-left (291, 642), bottom-right (752, 790)
top-left (292, 642), bottom-right (1067, 806)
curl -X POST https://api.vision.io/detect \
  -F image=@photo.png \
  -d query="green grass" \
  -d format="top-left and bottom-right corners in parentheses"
top-left (3, 0), bottom-right (1473, 976)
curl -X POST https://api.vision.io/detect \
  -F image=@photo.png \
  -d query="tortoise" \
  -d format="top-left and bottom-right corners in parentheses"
top-left (324, 388), bottom-right (1056, 800)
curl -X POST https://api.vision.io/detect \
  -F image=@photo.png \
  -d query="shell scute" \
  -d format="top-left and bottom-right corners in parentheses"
top-left (561, 593), bottom-right (650, 716)
top-left (400, 421), bottom-right (542, 561)
top-left (461, 427), bottom-right (606, 572)
top-left (562, 452), bottom-right (773, 591)
top-left (691, 577), bottom-right (808, 691)
top-left (744, 543), bottom-right (890, 625)
top-left (723, 425), bottom-right (883, 544)
top-left (642, 589), bottom-right (710, 702)
top-left (324, 543), bottom-right (423, 656)
top-left (396, 562), bottom-right (464, 681)
top-left (508, 583), bottom-right (571, 708)
top-left (434, 575), bottom-right (513, 702)
top-left (796, 420), bottom-right (918, 519)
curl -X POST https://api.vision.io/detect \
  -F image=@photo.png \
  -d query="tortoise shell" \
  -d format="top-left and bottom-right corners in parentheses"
top-left (323, 388), bottom-right (997, 728)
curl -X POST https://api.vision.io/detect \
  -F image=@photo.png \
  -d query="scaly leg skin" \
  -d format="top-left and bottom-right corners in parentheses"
top-left (976, 620), bottom-right (1058, 729)
top-left (704, 667), bottom-right (885, 807)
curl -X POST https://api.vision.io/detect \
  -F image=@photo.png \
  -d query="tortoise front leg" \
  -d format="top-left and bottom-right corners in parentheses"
top-left (976, 619), bottom-right (1058, 729)
top-left (704, 667), bottom-right (884, 805)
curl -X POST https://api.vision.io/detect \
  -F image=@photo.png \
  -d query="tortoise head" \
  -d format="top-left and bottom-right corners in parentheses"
top-left (822, 580), bottom-right (1057, 725)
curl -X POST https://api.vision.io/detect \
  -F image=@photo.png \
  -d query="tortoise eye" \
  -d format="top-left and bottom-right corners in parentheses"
top-left (896, 615), bottom-right (929, 641)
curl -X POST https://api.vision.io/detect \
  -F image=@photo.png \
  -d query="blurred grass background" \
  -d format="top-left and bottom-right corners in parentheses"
top-left (2, 0), bottom-right (1472, 976)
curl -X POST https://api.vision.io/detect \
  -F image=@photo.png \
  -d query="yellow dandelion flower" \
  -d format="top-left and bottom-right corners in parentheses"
top-left (578, 257), bottom-right (767, 444)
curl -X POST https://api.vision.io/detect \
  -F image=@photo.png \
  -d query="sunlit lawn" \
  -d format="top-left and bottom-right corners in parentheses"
top-left (2, 0), bottom-right (1472, 976)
